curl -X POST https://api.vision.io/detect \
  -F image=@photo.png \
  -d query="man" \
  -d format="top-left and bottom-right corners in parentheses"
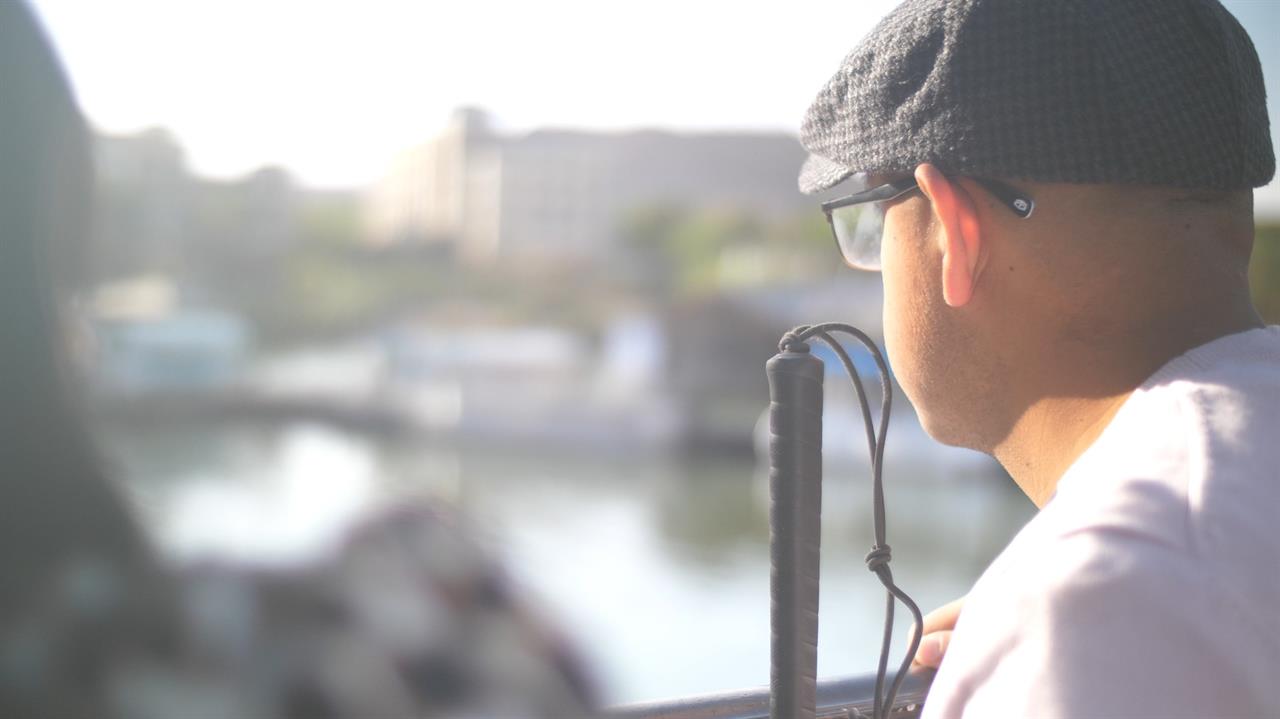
top-left (798, 0), bottom-right (1279, 716)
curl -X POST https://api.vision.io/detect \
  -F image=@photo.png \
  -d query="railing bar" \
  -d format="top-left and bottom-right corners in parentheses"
top-left (606, 669), bottom-right (934, 719)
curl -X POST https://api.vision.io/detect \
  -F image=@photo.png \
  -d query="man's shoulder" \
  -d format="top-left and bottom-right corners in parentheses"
top-left (932, 518), bottom-right (1278, 719)
top-left (1138, 325), bottom-right (1280, 427)
top-left (1055, 326), bottom-right (1280, 546)
top-left (1149, 324), bottom-right (1280, 429)
top-left (924, 328), bottom-right (1280, 719)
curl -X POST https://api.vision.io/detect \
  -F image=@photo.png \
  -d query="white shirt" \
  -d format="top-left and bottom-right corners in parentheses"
top-left (922, 326), bottom-right (1280, 719)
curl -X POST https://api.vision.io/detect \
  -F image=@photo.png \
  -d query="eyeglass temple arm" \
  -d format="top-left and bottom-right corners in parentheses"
top-left (972, 177), bottom-right (1035, 219)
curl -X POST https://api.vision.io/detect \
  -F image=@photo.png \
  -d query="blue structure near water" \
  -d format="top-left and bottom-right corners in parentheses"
top-left (92, 310), bottom-right (250, 394)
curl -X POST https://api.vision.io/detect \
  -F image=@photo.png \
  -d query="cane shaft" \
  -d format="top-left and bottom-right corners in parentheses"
top-left (766, 349), bottom-right (824, 719)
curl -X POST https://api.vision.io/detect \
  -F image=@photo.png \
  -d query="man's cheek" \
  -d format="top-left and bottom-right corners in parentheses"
top-left (880, 274), bottom-right (909, 373)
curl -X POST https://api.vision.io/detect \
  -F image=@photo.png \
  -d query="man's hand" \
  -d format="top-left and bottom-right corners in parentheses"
top-left (912, 596), bottom-right (965, 668)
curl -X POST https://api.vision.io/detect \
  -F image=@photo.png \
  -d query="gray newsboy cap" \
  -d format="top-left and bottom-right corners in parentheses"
top-left (799, 0), bottom-right (1275, 194)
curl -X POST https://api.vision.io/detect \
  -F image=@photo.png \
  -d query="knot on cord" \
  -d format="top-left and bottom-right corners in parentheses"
top-left (773, 326), bottom-right (814, 353)
top-left (778, 329), bottom-right (811, 354)
top-left (865, 545), bottom-right (892, 572)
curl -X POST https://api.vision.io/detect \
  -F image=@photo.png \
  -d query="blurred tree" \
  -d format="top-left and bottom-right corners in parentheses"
top-left (297, 193), bottom-right (363, 250)
top-left (618, 205), bottom-right (689, 296)
top-left (666, 209), bottom-right (764, 292)
top-left (1250, 222), bottom-right (1280, 323)
top-left (620, 205), bottom-right (843, 297)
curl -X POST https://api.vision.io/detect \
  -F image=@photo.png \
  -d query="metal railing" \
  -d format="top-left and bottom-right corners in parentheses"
top-left (608, 668), bottom-right (934, 719)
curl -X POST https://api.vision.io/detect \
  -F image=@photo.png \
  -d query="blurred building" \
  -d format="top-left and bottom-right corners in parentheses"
top-left (366, 109), bottom-right (813, 267)
top-left (91, 128), bottom-right (192, 282)
top-left (90, 129), bottom-right (309, 285)
top-left (365, 108), bottom-right (491, 252)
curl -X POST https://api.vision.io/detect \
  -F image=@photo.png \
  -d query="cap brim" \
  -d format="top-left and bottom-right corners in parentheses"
top-left (798, 153), bottom-right (854, 194)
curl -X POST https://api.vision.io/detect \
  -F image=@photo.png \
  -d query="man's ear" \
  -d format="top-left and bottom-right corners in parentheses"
top-left (915, 164), bottom-right (984, 307)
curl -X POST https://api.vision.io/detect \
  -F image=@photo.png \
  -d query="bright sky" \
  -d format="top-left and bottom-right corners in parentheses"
top-left (29, 0), bottom-right (1280, 213)
top-left (30, 0), bottom-right (899, 187)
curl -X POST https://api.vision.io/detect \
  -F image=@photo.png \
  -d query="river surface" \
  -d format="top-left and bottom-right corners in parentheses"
top-left (96, 420), bottom-right (1036, 705)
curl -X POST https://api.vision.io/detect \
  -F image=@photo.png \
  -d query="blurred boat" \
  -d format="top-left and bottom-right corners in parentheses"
top-left (378, 321), bottom-right (684, 452)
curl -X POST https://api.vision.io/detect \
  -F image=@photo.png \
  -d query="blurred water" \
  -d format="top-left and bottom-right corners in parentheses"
top-left (97, 420), bottom-right (1036, 705)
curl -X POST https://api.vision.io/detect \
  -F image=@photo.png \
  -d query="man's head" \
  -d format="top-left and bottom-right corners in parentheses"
top-left (800, 0), bottom-right (1273, 452)
top-left (877, 169), bottom-right (1256, 449)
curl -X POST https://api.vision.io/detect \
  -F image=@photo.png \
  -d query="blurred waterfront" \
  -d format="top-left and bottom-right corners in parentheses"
top-left (67, 86), bottom-right (1280, 712)
top-left (26, 0), bottom-right (1280, 707)
top-left (96, 419), bottom-right (1035, 704)
top-left (64, 98), bottom-right (1051, 706)
top-left (59, 97), bottom-right (1280, 711)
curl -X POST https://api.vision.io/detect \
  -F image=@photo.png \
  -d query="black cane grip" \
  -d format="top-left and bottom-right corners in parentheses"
top-left (767, 347), bottom-right (824, 719)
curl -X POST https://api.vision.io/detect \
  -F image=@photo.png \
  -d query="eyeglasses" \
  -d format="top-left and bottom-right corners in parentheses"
top-left (821, 175), bottom-right (1035, 271)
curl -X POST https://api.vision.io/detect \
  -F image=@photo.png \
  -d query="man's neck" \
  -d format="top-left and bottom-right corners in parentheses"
top-left (993, 393), bottom-right (1132, 507)
top-left (991, 306), bottom-right (1264, 508)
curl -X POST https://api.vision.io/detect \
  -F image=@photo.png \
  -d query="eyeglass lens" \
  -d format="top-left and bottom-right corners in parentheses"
top-left (831, 202), bottom-right (885, 271)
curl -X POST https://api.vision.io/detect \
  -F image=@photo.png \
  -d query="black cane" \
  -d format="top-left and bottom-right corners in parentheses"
top-left (766, 339), bottom-right (824, 719)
